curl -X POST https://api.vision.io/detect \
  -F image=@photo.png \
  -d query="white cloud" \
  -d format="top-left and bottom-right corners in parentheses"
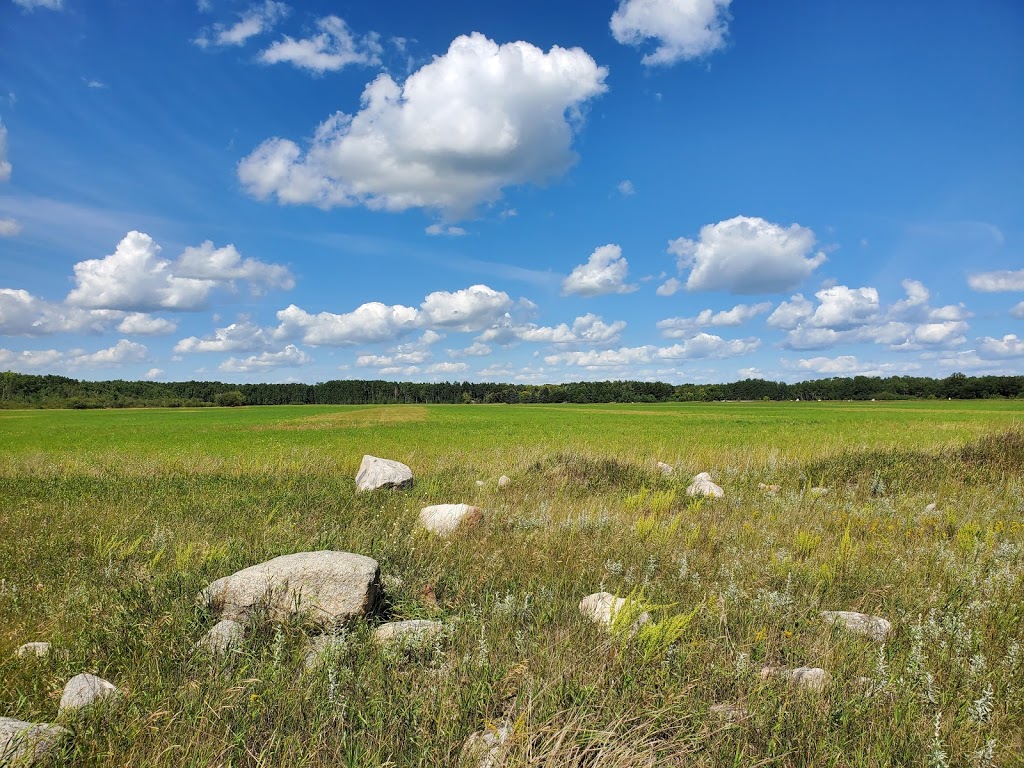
top-left (426, 361), bottom-right (468, 375)
top-left (0, 347), bottom-right (64, 371)
top-left (66, 231), bottom-right (292, 312)
top-left (448, 341), bottom-right (492, 358)
top-left (12, 0), bottom-right (62, 10)
top-left (144, 368), bottom-right (163, 380)
top-left (238, 33), bottom-right (608, 216)
top-left (657, 301), bottom-right (770, 337)
top-left (968, 269), bottom-right (1024, 292)
top-left (116, 313), bottom-right (177, 336)
top-left (0, 118), bottom-right (10, 182)
top-left (0, 218), bottom-right (22, 236)
top-left (260, 15), bottom-right (381, 73)
top-left (977, 334), bottom-right (1024, 358)
top-left (174, 318), bottom-right (269, 353)
top-left (789, 355), bottom-right (920, 377)
top-left (617, 180), bottom-right (636, 196)
top-left (420, 284), bottom-right (513, 332)
top-left (518, 313), bottom-right (626, 344)
top-left (545, 332), bottom-right (755, 368)
top-left (195, 0), bottom-right (289, 48)
top-left (70, 339), bottom-right (148, 368)
top-left (769, 281), bottom-right (969, 351)
top-left (1011, 301), bottom-right (1024, 319)
top-left (0, 288), bottom-right (120, 336)
top-left (611, 0), bottom-right (731, 65)
top-left (274, 302), bottom-right (420, 345)
top-left (562, 244), bottom-right (638, 297)
top-left (655, 277), bottom-right (682, 297)
top-left (220, 344), bottom-right (311, 372)
top-left (671, 216), bottom-right (826, 294)
top-left (176, 240), bottom-right (294, 293)
top-left (425, 224), bottom-right (467, 237)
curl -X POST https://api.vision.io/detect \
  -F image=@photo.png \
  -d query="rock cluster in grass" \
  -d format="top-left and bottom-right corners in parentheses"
top-left (821, 610), bottom-right (892, 642)
top-left (198, 550), bottom-right (380, 627)
top-left (686, 472), bottom-right (724, 498)
top-left (419, 504), bottom-right (484, 537)
top-left (0, 717), bottom-right (70, 766)
top-left (59, 673), bottom-right (121, 714)
top-left (355, 455), bottom-right (413, 492)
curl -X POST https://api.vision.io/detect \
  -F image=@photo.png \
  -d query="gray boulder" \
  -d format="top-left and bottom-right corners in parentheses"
top-left (686, 472), bottom-right (724, 499)
top-left (821, 610), bottom-right (892, 642)
top-left (198, 619), bottom-right (245, 654)
top-left (199, 551), bottom-right (380, 627)
top-left (355, 455), bottom-right (413, 492)
top-left (0, 717), bottom-right (70, 766)
top-left (58, 673), bottom-right (121, 714)
top-left (656, 462), bottom-right (674, 476)
top-left (418, 504), bottom-right (483, 537)
top-left (760, 665), bottom-right (830, 692)
top-left (15, 642), bottom-right (49, 659)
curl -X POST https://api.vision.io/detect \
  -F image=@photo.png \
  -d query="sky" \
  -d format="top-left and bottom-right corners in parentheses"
top-left (0, 0), bottom-right (1022, 385)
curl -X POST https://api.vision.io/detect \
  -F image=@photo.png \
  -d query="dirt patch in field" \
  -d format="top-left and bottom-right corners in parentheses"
top-left (253, 406), bottom-right (429, 431)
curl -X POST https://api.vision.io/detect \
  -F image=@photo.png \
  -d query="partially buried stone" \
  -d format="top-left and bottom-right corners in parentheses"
top-left (15, 642), bottom-right (50, 659)
top-left (355, 455), bottom-right (413, 492)
top-left (578, 591), bottom-right (650, 630)
top-left (821, 610), bottom-right (892, 642)
top-left (686, 472), bottom-right (724, 498)
top-left (0, 717), bottom-right (70, 766)
top-left (198, 619), bottom-right (245, 654)
top-left (459, 720), bottom-right (512, 768)
top-left (372, 619), bottom-right (443, 648)
top-left (419, 504), bottom-right (484, 537)
top-left (656, 462), bottom-right (674, 476)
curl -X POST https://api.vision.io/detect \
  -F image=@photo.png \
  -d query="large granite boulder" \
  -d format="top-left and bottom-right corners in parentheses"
top-left (418, 504), bottom-right (484, 537)
top-left (58, 673), bottom-right (121, 714)
top-left (198, 551), bottom-right (380, 627)
top-left (355, 455), bottom-right (413, 492)
top-left (0, 717), bottom-right (70, 765)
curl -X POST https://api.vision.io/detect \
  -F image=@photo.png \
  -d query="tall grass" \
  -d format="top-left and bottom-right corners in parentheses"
top-left (0, 405), bottom-right (1021, 766)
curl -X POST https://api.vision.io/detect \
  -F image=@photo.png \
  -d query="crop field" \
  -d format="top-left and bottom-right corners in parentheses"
top-left (1, 400), bottom-right (1023, 767)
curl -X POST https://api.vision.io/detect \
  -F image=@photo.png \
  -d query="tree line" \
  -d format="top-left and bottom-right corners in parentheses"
top-left (0, 370), bottom-right (1021, 409)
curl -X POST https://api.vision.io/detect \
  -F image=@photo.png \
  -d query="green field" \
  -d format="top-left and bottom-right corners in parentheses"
top-left (1, 402), bottom-right (1022, 766)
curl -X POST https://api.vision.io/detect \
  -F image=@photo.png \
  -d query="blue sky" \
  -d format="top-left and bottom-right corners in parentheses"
top-left (1, 0), bottom-right (1022, 385)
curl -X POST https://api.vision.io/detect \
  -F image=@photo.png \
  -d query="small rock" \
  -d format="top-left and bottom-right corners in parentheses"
top-left (809, 486), bottom-right (829, 497)
top-left (475, 480), bottom-right (486, 487)
top-left (418, 504), bottom-right (484, 537)
top-left (372, 619), bottom-right (443, 648)
top-left (821, 610), bottom-right (892, 642)
top-left (0, 717), bottom-right (70, 765)
top-left (199, 550), bottom-right (381, 627)
top-left (355, 455), bottom-right (413, 492)
top-left (578, 592), bottom-right (650, 629)
top-left (924, 502), bottom-right (937, 513)
top-left (686, 472), bottom-right (724, 499)
top-left (459, 721), bottom-right (512, 768)
top-left (760, 665), bottom-right (830, 692)
top-left (15, 642), bottom-right (50, 659)
top-left (198, 619), bottom-right (245, 654)
top-left (497, 475), bottom-right (511, 488)
top-left (709, 702), bottom-right (749, 722)
top-left (58, 673), bottom-right (121, 713)
top-left (758, 483), bottom-right (781, 494)
top-left (656, 462), bottom-right (674, 476)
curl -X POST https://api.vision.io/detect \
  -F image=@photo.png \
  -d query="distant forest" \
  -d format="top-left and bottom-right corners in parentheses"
top-left (0, 370), bottom-right (1022, 409)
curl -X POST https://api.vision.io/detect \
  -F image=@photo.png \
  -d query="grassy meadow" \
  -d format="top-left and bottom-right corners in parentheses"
top-left (1, 400), bottom-right (1023, 766)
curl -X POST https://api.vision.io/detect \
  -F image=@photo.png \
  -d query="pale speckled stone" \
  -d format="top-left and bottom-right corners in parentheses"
top-left (459, 721), bottom-right (511, 768)
top-left (15, 642), bottom-right (50, 659)
top-left (821, 610), bottom-right (892, 642)
top-left (355, 455), bottom-right (413, 492)
top-left (58, 673), bottom-right (121, 713)
top-left (419, 504), bottom-right (484, 537)
top-left (497, 475), bottom-right (511, 488)
top-left (686, 472), bottom-right (723, 498)
top-left (760, 665), bottom-right (830, 692)
top-left (578, 592), bottom-right (651, 630)
top-left (198, 619), bottom-right (245, 653)
top-left (0, 717), bottom-right (70, 765)
top-left (656, 462), bottom-right (674, 476)
top-left (372, 619), bottom-right (443, 648)
top-left (198, 550), bottom-right (380, 627)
